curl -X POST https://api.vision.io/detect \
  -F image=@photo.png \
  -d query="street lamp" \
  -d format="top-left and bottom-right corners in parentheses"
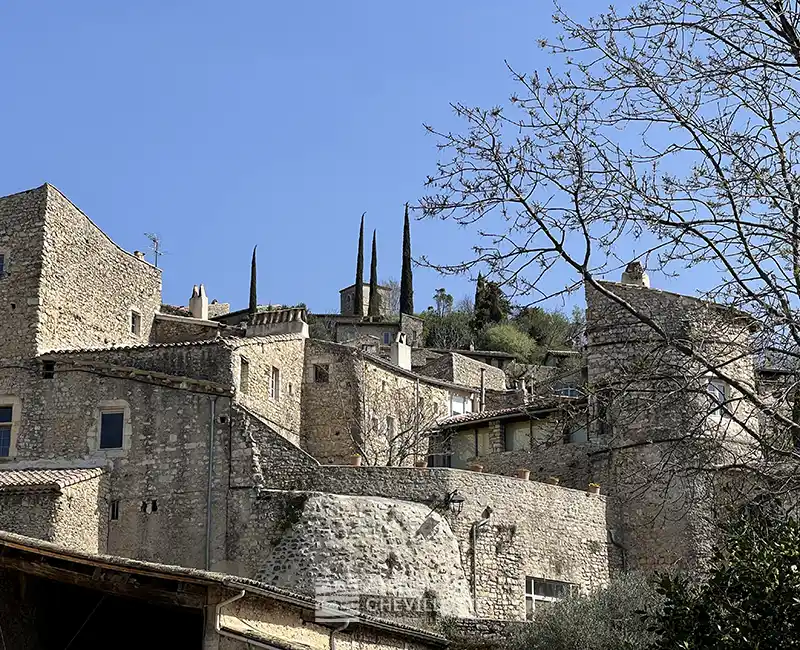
top-left (445, 490), bottom-right (465, 516)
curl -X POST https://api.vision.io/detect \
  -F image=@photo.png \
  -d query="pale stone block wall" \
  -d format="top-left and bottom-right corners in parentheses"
top-left (38, 185), bottom-right (162, 352)
top-left (0, 475), bottom-right (107, 553)
top-left (0, 186), bottom-right (48, 360)
top-left (232, 337), bottom-right (306, 444)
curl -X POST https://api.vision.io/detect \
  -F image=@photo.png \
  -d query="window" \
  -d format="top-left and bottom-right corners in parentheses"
top-left (270, 366), bottom-right (281, 400)
top-left (0, 254), bottom-right (5, 276)
top-left (314, 364), bottom-right (330, 383)
top-left (240, 358), bottom-right (250, 395)
top-left (130, 310), bottom-right (142, 336)
top-left (525, 577), bottom-right (576, 620)
top-left (0, 407), bottom-right (11, 457)
top-left (386, 416), bottom-right (396, 437)
top-left (110, 500), bottom-right (120, 521)
top-left (707, 378), bottom-right (727, 405)
top-left (563, 423), bottom-right (588, 444)
top-left (100, 412), bottom-right (124, 449)
top-left (556, 386), bottom-right (581, 398)
top-left (383, 332), bottom-right (392, 345)
top-left (42, 361), bottom-right (56, 379)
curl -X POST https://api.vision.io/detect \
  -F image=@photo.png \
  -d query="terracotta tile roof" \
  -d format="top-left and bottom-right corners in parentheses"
top-left (41, 338), bottom-right (228, 355)
top-left (0, 467), bottom-right (105, 492)
top-left (438, 397), bottom-right (584, 427)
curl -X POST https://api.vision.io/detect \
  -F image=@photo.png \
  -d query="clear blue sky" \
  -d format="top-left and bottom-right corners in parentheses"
top-left (0, 0), bottom-right (679, 314)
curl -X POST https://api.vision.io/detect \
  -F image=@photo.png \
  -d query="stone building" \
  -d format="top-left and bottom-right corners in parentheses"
top-left (0, 184), bottom-right (614, 643)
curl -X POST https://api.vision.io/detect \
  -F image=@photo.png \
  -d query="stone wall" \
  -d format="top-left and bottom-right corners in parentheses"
top-left (419, 353), bottom-right (507, 391)
top-left (241, 415), bottom-right (609, 620)
top-left (0, 187), bottom-right (47, 360)
top-left (0, 475), bottom-right (107, 553)
top-left (0, 356), bottom-right (233, 569)
top-left (52, 476), bottom-right (108, 553)
top-left (255, 493), bottom-right (475, 619)
top-left (217, 590), bottom-right (443, 650)
top-left (585, 280), bottom-right (759, 570)
top-left (38, 185), bottom-right (162, 352)
top-left (232, 336), bottom-right (306, 444)
top-left (150, 313), bottom-right (222, 344)
top-left (302, 341), bottom-right (474, 466)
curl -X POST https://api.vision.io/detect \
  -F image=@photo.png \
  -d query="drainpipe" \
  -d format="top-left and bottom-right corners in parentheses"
top-left (480, 368), bottom-right (486, 413)
top-left (470, 518), bottom-right (490, 612)
top-left (205, 396), bottom-right (218, 571)
top-left (215, 589), bottom-right (283, 649)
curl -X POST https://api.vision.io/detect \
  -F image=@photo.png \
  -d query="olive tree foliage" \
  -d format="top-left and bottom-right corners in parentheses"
top-left (649, 508), bottom-right (800, 649)
top-left (420, 0), bottom-right (800, 486)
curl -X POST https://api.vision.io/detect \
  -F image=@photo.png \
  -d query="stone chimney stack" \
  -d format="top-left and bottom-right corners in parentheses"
top-left (621, 261), bottom-right (650, 288)
top-left (189, 284), bottom-right (209, 320)
top-left (246, 307), bottom-right (309, 338)
top-left (133, 250), bottom-right (146, 261)
top-left (391, 332), bottom-right (411, 371)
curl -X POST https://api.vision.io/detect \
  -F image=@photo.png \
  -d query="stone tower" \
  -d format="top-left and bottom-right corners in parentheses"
top-left (584, 271), bottom-right (758, 570)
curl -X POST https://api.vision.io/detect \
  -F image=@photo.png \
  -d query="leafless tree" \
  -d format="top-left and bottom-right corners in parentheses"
top-left (383, 278), bottom-right (402, 315)
top-left (419, 0), bottom-right (800, 516)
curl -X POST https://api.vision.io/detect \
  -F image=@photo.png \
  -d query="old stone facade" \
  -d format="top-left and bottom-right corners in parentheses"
top-left (0, 184), bottom-right (614, 642)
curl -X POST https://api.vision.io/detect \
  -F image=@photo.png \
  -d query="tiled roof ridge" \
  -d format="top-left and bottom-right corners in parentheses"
top-left (0, 467), bottom-right (106, 492)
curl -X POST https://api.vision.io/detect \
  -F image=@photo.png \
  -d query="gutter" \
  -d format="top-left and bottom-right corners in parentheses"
top-left (215, 589), bottom-right (287, 650)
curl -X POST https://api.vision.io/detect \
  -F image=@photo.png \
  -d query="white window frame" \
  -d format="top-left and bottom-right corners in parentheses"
top-left (706, 377), bottom-right (727, 405)
top-left (525, 577), bottom-right (577, 620)
top-left (130, 309), bottom-right (142, 337)
top-left (270, 366), bottom-right (281, 400)
top-left (0, 396), bottom-right (21, 459)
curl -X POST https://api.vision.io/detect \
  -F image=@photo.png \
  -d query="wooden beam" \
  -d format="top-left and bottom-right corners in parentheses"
top-left (0, 556), bottom-right (207, 609)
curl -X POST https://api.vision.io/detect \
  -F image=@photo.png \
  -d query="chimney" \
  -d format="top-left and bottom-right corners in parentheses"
top-left (391, 332), bottom-right (411, 371)
top-left (189, 284), bottom-right (209, 320)
top-left (246, 307), bottom-right (309, 338)
top-left (621, 261), bottom-right (650, 288)
top-left (133, 250), bottom-right (146, 261)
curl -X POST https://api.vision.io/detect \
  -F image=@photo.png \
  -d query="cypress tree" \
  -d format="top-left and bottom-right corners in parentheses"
top-left (248, 245), bottom-right (258, 319)
top-left (368, 230), bottom-right (380, 317)
top-left (474, 272), bottom-right (487, 332)
top-left (400, 204), bottom-right (414, 315)
top-left (354, 213), bottom-right (365, 316)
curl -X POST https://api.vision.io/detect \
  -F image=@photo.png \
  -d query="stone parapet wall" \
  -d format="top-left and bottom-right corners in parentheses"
top-left (150, 313), bottom-right (222, 344)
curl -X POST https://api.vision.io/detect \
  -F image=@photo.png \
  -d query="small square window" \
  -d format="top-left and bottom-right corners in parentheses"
top-left (42, 361), bottom-right (56, 379)
top-left (314, 364), bottom-right (330, 383)
top-left (130, 311), bottom-right (142, 336)
top-left (100, 412), bottom-right (124, 449)
top-left (270, 366), bottom-right (281, 400)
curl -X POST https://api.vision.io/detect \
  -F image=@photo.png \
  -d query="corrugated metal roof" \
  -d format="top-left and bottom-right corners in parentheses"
top-left (0, 467), bottom-right (105, 492)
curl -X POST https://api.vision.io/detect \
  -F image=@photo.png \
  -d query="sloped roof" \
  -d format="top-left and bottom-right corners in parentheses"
top-left (0, 467), bottom-right (105, 492)
top-left (438, 397), bottom-right (585, 428)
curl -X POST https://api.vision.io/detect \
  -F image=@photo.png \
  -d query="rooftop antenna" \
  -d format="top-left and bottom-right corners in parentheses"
top-left (144, 232), bottom-right (168, 268)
